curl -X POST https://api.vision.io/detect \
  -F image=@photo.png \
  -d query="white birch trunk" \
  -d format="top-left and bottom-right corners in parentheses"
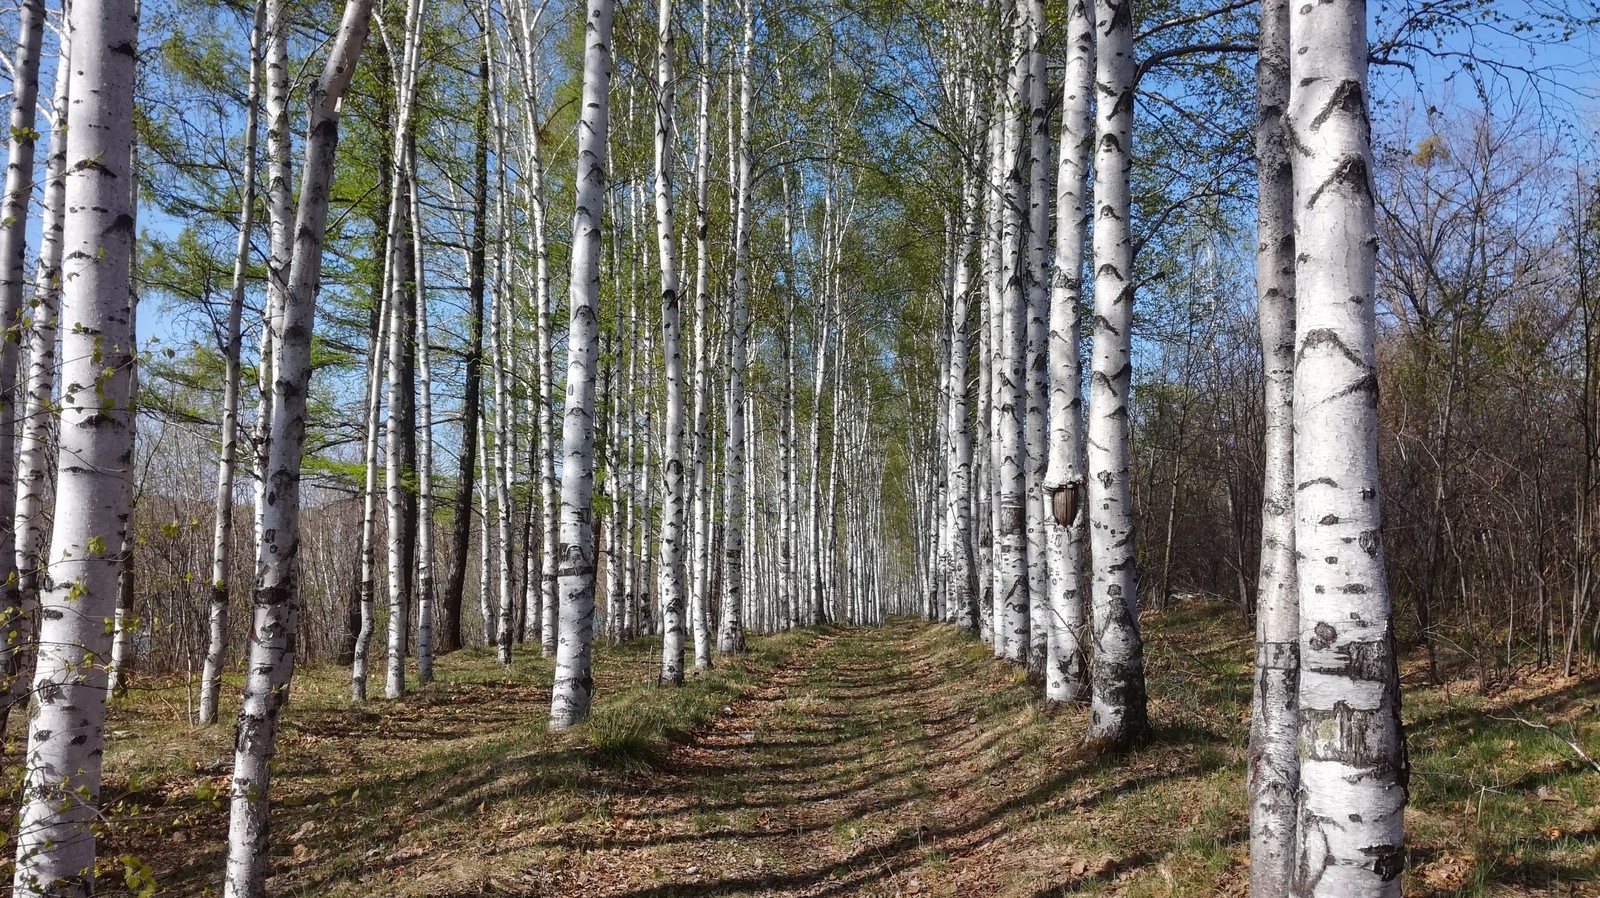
top-left (1021, 0), bottom-right (1050, 673)
top-left (718, 0), bottom-right (753, 655)
top-left (11, 0), bottom-right (137, 890)
top-left (1288, 0), bottom-right (1406, 891)
top-left (1042, 0), bottom-right (1092, 706)
top-left (688, 0), bottom-right (714, 669)
top-left (655, 0), bottom-right (689, 683)
top-left (549, 0), bottom-right (614, 730)
top-left (983, 31), bottom-right (1008, 657)
top-left (478, 410), bottom-right (498, 644)
top-left (996, 1), bottom-right (1030, 666)
top-left (1085, 0), bottom-right (1149, 748)
top-left (408, 145), bottom-right (436, 685)
top-left (11, 7), bottom-right (72, 721)
top-left (253, 0), bottom-right (293, 557)
top-left (1247, 0), bottom-right (1299, 891)
top-left (0, 0), bottom-right (45, 722)
top-left (224, 4), bottom-right (373, 892)
top-left (200, 0), bottom-right (267, 725)
top-left (509, 0), bottom-right (560, 658)
top-left (351, 286), bottom-right (390, 701)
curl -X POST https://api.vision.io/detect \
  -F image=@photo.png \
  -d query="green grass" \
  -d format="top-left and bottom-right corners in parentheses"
top-left (4, 603), bottom-right (1597, 897)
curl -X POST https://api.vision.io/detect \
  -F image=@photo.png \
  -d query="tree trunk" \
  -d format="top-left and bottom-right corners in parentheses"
top-left (441, 55), bottom-right (490, 655)
top-left (10, 0), bottom-right (137, 890)
top-left (1288, 0), bottom-right (1406, 892)
top-left (1247, 0), bottom-right (1300, 891)
top-left (1042, 0), bottom-right (1092, 706)
top-left (408, 144), bottom-right (436, 685)
top-left (10, 5), bottom-right (73, 728)
top-left (224, 4), bottom-right (373, 892)
top-left (656, 0), bottom-right (689, 683)
top-left (199, 0), bottom-right (267, 725)
top-left (996, 0), bottom-right (1030, 667)
top-left (0, 0), bottom-right (45, 730)
top-left (549, 0), bottom-right (615, 730)
top-left (688, 0), bottom-right (715, 669)
top-left (718, 0), bottom-right (754, 655)
top-left (1085, 0), bottom-right (1149, 750)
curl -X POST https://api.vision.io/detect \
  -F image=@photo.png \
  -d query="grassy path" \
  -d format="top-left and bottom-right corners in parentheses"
top-left (10, 605), bottom-right (1600, 896)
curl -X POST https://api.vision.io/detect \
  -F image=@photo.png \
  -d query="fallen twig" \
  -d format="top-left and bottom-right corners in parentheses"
top-left (1490, 713), bottom-right (1600, 775)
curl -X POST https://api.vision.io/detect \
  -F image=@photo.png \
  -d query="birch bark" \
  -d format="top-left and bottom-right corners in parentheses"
top-left (0, 0), bottom-right (45, 692)
top-left (656, 0), bottom-right (689, 683)
top-left (11, 4), bottom-right (72, 723)
top-left (1288, 0), bottom-right (1406, 892)
top-left (200, 0), bottom-right (267, 725)
top-left (224, 3), bottom-right (374, 891)
top-left (717, 0), bottom-right (753, 655)
top-left (688, 0), bottom-right (714, 669)
top-left (1043, 0), bottom-right (1092, 706)
top-left (11, 0), bottom-right (137, 890)
top-left (1247, 0), bottom-right (1300, 890)
top-left (996, 0), bottom-right (1031, 666)
top-left (1085, 0), bottom-right (1149, 749)
top-left (549, 0), bottom-right (615, 729)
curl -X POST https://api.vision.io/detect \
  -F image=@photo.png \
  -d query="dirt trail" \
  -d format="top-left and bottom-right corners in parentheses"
top-left (531, 621), bottom-right (1093, 898)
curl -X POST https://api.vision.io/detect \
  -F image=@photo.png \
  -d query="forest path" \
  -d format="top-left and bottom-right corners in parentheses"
top-left (537, 620), bottom-right (1113, 898)
top-left (99, 607), bottom-right (1260, 897)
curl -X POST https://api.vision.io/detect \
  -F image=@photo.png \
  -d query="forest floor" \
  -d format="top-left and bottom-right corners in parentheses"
top-left (5, 600), bottom-right (1600, 896)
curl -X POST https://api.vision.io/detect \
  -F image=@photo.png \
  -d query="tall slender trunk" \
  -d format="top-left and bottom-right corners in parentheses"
top-left (688, 0), bottom-right (715, 669)
top-left (780, 170), bottom-right (798, 629)
top-left (11, 0), bottom-right (137, 891)
top-left (1022, 0), bottom-right (1050, 674)
top-left (549, 0), bottom-right (615, 730)
top-left (984, 25), bottom-right (1008, 657)
top-left (478, 408), bottom-right (498, 644)
top-left (409, 144), bottom-right (437, 685)
top-left (718, 0), bottom-right (753, 655)
top-left (1288, 0), bottom-right (1405, 892)
top-left (224, 4), bottom-right (373, 893)
top-left (200, 0), bottom-right (268, 725)
top-left (996, 0), bottom-right (1030, 666)
top-left (656, 0), bottom-right (689, 683)
top-left (0, 0), bottom-right (45, 730)
top-left (1042, 0), bottom-right (1092, 706)
top-left (441, 56), bottom-right (490, 655)
top-left (1247, 0), bottom-right (1299, 890)
top-left (1085, 0), bottom-right (1149, 749)
top-left (254, 0), bottom-right (293, 563)
top-left (382, 0), bottom-right (425, 699)
top-left (485, 27), bottom-right (517, 665)
top-left (507, 0), bottom-right (560, 659)
top-left (351, 284), bottom-right (390, 700)
top-left (10, 4), bottom-right (73, 726)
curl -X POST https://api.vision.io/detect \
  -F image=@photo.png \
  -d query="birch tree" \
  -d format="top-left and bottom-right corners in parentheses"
top-left (687, 0), bottom-right (715, 670)
top-left (1042, 0), bottom-right (1092, 706)
top-left (1247, 0), bottom-right (1300, 890)
top-left (1288, 0), bottom-right (1406, 891)
top-left (0, 0), bottom-right (46, 725)
top-left (718, 0), bottom-right (754, 656)
top-left (224, 1), bottom-right (375, 891)
top-left (10, 0), bottom-right (72, 726)
top-left (1085, 0), bottom-right (1148, 749)
top-left (10, 0), bottom-right (138, 890)
top-left (200, 0), bottom-right (268, 725)
top-left (996, 0), bottom-right (1030, 666)
top-left (656, 0), bottom-right (690, 684)
top-left (549, 0), bottom-right (616, 730)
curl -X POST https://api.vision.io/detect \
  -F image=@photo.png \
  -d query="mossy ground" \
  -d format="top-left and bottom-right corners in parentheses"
top-left (3, 602), bottom-right (1597, 896)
